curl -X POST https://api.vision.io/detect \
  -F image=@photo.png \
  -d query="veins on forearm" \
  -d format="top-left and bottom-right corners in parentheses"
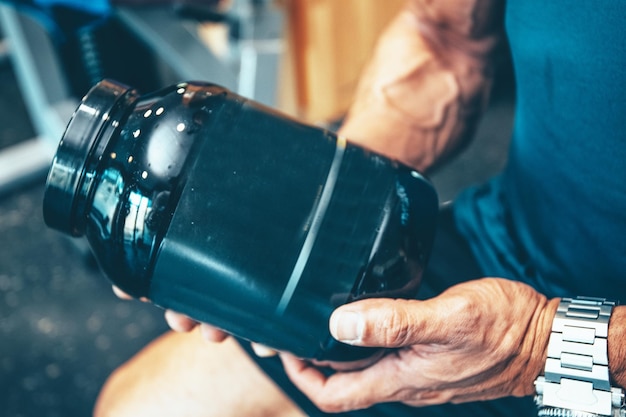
top-left (342, 0), bottom-right (503, 171)
top-left (407, 0), bottom-right (503, 168)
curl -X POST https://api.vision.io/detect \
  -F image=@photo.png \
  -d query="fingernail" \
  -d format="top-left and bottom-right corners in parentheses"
top-left (251, 343), bottom-right (277, 358)
top-left (164, 310), bottom-right (182, 332)
top-left (331, 311), bottom-right (364, 344)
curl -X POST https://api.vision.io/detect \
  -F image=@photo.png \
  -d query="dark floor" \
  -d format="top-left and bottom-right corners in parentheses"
top-left (0, 51), bottom-right (515, 416)
top-left (0, 64), bottom-right (171, 416)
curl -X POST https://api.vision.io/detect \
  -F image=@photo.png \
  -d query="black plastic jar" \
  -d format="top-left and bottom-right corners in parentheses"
top-left (43, 79), bottom-right (438, 363)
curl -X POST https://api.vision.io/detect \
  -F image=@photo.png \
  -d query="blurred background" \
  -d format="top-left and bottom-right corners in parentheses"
top-left (0, 0), bottom-right (515, 416)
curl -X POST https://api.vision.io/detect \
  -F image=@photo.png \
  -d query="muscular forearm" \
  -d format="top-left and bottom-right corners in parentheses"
top-left (609, 306), bottom-right (626, 388)
top-left (338, 0), bottom-right (503, 172)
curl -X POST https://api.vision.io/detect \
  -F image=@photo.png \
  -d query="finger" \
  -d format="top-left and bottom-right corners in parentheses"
top-left (329, 297), bottom-right (456, 348)
top-left (199, 323), bottom-right (229, 342)
top-left (112, 285), bottom-right (133, 300)
top-left (280, 353), bottom-right (401, 413)
top-left (112, 285), bottom-right (149, 302)
top-left (251, 343), bottom-right (277, 358)
top-left (164, 310), bottom-right (198, 332)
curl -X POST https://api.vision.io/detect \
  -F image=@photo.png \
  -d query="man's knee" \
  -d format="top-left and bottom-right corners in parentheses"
top-left (93, 330), bottom-right (305, 417)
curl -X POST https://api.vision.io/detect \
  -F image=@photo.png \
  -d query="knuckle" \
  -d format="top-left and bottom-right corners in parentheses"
top-left (377, 305), bottom-right (412, 346)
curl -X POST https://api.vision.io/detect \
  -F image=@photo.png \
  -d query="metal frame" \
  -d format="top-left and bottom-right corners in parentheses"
top-left (0, 3), bottom-right (76, 196)
top-left (0, 0), bottom-right (284, 196)
top-left (116, 0), bottom-right (284, 106)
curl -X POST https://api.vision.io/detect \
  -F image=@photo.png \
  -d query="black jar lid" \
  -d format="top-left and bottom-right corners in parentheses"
top-left (43, 79), bottom-right (138, 236)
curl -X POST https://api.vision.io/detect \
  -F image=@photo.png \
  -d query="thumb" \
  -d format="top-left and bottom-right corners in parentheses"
top-left (329, 298), bottom-right (447, 348)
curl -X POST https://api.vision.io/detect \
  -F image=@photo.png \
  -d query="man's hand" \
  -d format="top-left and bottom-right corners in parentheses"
top-left (112, 285), bottom-right (229, 342)
top-left (280, 278), bottom-right (559, 413)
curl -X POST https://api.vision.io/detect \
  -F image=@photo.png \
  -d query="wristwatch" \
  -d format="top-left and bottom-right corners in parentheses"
top-left (535, 296), bottom-right (625, 417)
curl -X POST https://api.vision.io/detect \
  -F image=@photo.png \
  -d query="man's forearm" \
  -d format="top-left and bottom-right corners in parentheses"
top-left (338, 0), bottom-right (503, 172)
top-left (609, 306), bottom-right (626, 388)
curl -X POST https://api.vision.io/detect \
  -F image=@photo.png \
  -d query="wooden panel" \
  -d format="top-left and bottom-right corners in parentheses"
top-left (281, 0), bottom-right (405, 122)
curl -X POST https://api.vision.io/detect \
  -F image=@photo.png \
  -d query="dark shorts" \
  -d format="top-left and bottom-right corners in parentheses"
top-left (239, 206), bottom-right (537, 416)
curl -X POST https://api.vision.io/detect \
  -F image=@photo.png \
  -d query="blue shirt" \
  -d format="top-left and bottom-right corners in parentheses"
top-left (455, 0), bottom-right (626, 299)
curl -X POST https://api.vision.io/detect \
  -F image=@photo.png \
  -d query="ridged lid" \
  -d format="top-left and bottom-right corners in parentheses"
top-left (43, 79), bottom-right (137, 236)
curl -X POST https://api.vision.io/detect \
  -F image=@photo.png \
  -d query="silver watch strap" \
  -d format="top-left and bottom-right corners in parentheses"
top-left (536, 296), bottom-right (624, 416)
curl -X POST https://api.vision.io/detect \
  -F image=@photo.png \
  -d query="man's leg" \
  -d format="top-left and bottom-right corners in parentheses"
top-left (94, 330), bottom-right (305, 417)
